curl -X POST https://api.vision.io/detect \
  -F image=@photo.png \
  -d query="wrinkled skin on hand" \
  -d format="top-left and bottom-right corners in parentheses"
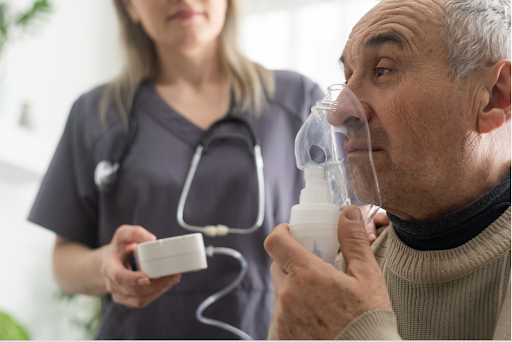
top-left (265, 206), bottom-right (392, 340)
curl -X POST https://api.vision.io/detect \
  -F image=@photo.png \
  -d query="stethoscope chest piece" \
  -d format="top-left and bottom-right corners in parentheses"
top-left (94, 160), bottom-right (120, 193)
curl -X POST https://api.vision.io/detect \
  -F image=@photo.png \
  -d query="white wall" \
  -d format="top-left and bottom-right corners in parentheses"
top-left (239, 0), bottom-right (378, 90)
top-left (0, 0), bottom-right (377, 339)
top-left (0, 0), bottom-right (120, 339)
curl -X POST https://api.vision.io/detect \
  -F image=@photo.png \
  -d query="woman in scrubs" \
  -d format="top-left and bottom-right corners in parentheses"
top-left (28, 0), bottom-right (325, 339)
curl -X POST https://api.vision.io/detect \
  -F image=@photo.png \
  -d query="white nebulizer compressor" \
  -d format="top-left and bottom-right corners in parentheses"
top-left (134, 233), bottom-right (251, 340)
top-left (134, 233), bottom-right (208, 278)
top-left (289, 84), bottom-right (381, 265)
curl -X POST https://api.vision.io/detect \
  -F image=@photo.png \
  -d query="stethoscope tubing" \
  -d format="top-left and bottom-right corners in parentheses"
top-left (177, 142), bottom-right (265, 236)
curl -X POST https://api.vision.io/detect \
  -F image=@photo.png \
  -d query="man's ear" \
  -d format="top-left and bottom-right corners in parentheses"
top-left (121, 0), bottom-right (140, 24)
top-left (477, 60), bottom-right (511, 134)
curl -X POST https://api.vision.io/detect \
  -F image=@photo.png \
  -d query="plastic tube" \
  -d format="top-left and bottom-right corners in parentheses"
top-left (196, 246), bottom-right (252, 340)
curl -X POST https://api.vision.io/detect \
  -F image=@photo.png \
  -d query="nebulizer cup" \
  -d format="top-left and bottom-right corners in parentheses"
top-left (289, 84), bottom-right (381, 265)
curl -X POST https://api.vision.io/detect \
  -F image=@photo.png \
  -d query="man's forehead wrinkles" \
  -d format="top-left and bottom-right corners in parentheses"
top-left (379, 0), bottom-right (446, 24)
top-left (351, 0), bottom-right (446, 42)
top-left (363, 31), bottom-right (404, 49)
top-left (340, 0), bottom-right (446, 71)
top-left (356, 15), bottom-right (431, 56)
top-left (372, 23), bottom-right (420, 51)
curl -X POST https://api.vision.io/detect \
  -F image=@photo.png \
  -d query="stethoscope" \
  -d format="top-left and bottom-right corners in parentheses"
top-left (93, 95), bottom-right (265, 340)
top-left (177, 115), bottom-right (265, 237)
top-left (94, 96), bottom-right (265, 237)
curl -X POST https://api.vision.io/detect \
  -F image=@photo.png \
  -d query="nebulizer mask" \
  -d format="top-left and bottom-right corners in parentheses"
top-left (289, 84), bottom-right (381, 265)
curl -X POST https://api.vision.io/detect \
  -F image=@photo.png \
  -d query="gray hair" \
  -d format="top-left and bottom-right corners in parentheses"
top-left (443, 0), bottom-right (511, 81)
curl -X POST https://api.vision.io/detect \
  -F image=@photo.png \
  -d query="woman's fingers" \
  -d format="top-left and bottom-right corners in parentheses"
top-left (103, 256), bottom-right (150, 286)
top-left (103, 224), bottom-right (183, 308)
top-left (111, 276), bottom-right (181, 308)
top-left (107, 274), bottom-right (181, 298)
top-left (102, 225), bottom-right (156, 286)
top-left (113, 225), bottom-right (156, 249)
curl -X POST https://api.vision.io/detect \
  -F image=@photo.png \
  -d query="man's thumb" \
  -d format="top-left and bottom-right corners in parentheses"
top-left (338, 205), bottom-right (375, 272)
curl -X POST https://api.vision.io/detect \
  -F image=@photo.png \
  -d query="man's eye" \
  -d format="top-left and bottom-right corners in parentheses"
top-left (376, 67), bottom-right (391, 77)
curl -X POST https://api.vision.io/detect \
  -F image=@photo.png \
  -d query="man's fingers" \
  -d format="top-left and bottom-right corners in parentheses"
top-left (114, 225), bottom-right (156, 248)
top-left (365, 211), bottom-right (389, 244)
top-left (338, 205), bottom-right (379, 276)
top-left (364, 222), bottom-right (377, 245)
top-left (264, 223), bottom-right (318, 274)
top-left (373, 211), bottom-right (390, 228)
top-left (374, 211), bottom-right (391, 237)
top-left (270, 261), bottom-right (287, 290)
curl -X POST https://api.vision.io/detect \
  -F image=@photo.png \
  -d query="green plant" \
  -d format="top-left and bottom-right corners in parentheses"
top-left (0, 0), bottom-right (52, 57)
top-left (55, 292), bottom-right (102, 339)
top-left (0, 311), bottom-right (30, 340)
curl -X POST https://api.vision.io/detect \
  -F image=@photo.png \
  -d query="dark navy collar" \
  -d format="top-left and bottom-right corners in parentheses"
top-left (388, 172), bottom-right (511, 251)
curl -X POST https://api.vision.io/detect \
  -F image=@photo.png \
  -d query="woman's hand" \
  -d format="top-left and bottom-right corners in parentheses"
top-left (364, 211), bottom-right (390, 245)
top-left (101, 225), bottom-right (182, 309)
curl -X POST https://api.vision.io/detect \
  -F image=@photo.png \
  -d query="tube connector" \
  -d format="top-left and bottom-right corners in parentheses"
top-left (204, 226), bottom-right (217, 237)
top-left (204, 225), bottom-right (229, 237)
top-left (205, 245), bottom-right (215, 257)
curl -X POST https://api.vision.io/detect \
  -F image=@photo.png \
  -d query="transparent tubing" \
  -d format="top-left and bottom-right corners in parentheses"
top-left (196, 246), bottom-right (252, 340)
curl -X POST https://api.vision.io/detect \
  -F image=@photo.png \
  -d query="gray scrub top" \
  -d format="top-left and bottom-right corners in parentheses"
top-left (29, 70), bottom-right (324, 339)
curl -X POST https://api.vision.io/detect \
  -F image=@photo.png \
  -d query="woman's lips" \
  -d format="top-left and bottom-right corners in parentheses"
top-left (169, 9), bottom-right (202, 20)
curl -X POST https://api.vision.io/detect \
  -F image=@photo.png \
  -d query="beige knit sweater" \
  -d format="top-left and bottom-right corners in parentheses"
top-left (268, 207), bottom-right (511, 340)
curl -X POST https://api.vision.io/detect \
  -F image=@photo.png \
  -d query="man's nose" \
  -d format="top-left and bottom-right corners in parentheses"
top-left (360, 103), bottom-right (374, 122)
top-left (326, 89), bottom-right (371, 128)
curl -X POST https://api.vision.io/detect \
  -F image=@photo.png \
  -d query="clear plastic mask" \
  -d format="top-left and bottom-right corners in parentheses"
top-left (295, 84), bottom-right (381, 225)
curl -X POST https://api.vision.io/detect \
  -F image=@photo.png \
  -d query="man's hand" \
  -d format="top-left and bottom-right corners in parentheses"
top-left (101, 225), bottom-right (181, 308)
top-left (365, 210), bottom-right (390, 245)
top-left (264, 205), bottom-right (392, 340)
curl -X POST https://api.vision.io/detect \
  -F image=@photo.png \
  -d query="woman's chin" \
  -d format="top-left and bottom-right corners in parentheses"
top-left (161, 32), bottom-right (217, 52)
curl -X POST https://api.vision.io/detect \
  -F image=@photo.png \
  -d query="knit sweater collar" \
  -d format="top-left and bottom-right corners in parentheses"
top-left (387, 172), bottom-right (511, 250)
top-left (384, 207), bottom-right (510, 283)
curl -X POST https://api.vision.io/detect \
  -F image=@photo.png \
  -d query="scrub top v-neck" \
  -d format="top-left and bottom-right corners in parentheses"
top-left (28, 70), bottom-right (325, 339)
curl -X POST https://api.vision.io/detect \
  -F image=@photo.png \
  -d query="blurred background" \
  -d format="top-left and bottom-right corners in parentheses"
top-left (0, 0), bottom-right (377, 339)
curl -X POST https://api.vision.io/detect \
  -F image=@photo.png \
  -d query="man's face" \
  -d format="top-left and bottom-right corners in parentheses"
top-left (338, 0), bottom-right (478, 221)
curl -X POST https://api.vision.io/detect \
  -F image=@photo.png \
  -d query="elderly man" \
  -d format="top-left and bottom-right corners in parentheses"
top-left (265, 0), bottom-right (510, 339)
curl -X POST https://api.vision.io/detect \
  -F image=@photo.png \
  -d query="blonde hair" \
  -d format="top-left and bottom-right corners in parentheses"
top-left (100, 0), bottom-right (275, 128)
